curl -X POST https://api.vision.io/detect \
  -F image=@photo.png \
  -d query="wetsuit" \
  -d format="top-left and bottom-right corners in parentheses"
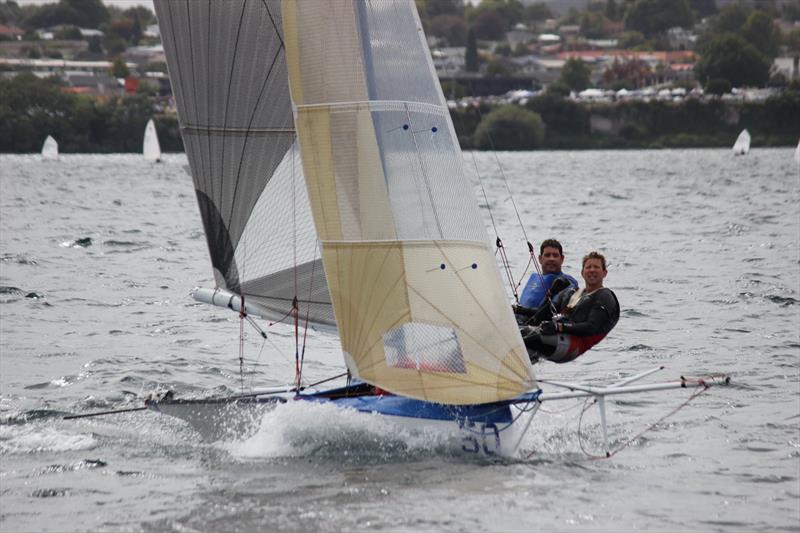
top-left (522, 286), bottom-right (620, 364)
top-left (518, 272), bottom-right (578, 309)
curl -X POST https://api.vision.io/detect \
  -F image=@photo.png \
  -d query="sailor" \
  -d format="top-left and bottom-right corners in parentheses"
top-left (519, 251), bottom-right (620, 364)
top-left (513, 239), bottom-right (578, 322)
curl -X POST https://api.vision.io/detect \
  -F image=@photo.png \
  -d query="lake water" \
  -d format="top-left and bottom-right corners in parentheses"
top-left (1, 149), bottom-right (798, 532)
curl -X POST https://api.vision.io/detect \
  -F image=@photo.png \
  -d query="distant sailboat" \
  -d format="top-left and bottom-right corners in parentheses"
top-left (794, 138), bottom-right (799, 165)
top-left (143, 119), bottom-right (162, 163)
top-left (732, 129), bottom-right (750, 155)
top-left (41, 135), bottom-right (58, 159)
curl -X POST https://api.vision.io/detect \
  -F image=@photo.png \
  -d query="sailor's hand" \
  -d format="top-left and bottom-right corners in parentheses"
top-left (512, 303), bottom-right (534, 316)
top-left (539, 321), bottom-right (557, 335)
top-left (549, 277), bottom-right (572, 296)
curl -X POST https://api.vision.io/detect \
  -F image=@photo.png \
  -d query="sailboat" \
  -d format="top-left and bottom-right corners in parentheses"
top-left (732, 129), bottom-right (750, 155)
top-left (143, 119), bottom-right (162, 162)
top-left (41, 135), bottom-right (58, 159)
top-left (794, 138), bottom-right (799, 166)
top-left (111, 0), bottom-right (726, 455)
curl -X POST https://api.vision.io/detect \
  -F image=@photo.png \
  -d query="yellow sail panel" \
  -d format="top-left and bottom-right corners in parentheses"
top-left (295, 105), bottom-right (396, 241)
top-left (282, 0), bottom-right (366, 107)
top-left (323, 240), bottom-right (535, 405)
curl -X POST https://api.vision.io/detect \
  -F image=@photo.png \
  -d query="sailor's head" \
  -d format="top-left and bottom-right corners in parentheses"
top-left (581, 251), bottom-right (608, 288)
top-left (539, 238), bottom-right (565, 274)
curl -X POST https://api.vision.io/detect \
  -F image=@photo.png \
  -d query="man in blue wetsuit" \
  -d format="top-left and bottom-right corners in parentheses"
top-left (516, 239), bottom-right (578, 313)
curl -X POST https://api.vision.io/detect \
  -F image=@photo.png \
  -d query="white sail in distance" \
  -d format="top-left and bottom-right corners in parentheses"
top-left (283, 0), bottom-right (535, 404)
top-left (143, 119), bottom-right (162, 162)
top-left (41, 135), bottom-right (58, 159)
top-left (733, 129), bottom-right (750, 155)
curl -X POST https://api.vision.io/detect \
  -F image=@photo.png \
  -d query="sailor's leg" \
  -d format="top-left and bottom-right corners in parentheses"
top-left (520, 326), bottom-right (556, 363)
top-left (544, 334), bottom-right (584, 364)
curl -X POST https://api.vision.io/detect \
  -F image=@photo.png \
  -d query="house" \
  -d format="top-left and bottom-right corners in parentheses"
top-left (773, 57), bottom-right (800, 81)
top-left (507, 55), bottom-right (564, 84)
top-left (63, 72), bottom-right (123, 98)
top-left (0, 25), bottom-right (24, 40)
top-left (667, 27), bottom-right (697, 50)
top-left (431, 47), bottom-right (466, 75)
top-left (506, 27), bottom-right (535, 49)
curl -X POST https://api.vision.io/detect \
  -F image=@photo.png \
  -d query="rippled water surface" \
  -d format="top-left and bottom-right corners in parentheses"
top-left (1, 150), bottom-right (798, 532)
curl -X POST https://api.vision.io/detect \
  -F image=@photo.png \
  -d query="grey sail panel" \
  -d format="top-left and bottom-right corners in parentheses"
top-left (155, 0), bottom-right (333, 327)
top-left (241, 259), bottom-right (335, 328)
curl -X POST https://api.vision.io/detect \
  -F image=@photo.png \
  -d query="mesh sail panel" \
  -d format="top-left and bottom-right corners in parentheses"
top-left (155, 0), bottom-right (333, 326)
top-left (284, 0), bottom-right (535, 404)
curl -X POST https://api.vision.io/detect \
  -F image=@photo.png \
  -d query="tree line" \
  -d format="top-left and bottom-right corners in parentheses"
top-left (2, 73), bottom-right (797, 154)
top-left (0, 73), bottom-right (180, 153)
top-left (453, 86), bottom-right (800, 150)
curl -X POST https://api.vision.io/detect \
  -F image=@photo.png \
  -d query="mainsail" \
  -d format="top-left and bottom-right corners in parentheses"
top-left (156, 0), bottom-right (535, 405)
top-left (155, 0), bottom-right (334, 327)
top-left (282, 0), bottom-right (534, 404)
top-left (41, 135), bottom-right (58, 159)
top-left (733, 129), bottom-right (750, 155)
top-left (143, 119), bottom-right (162, 162)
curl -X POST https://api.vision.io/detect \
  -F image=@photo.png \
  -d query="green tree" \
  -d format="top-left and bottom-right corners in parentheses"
top-left (103, 34), bottom-right (127, 56)
top-left (523, 2), bottom-right (552, 22)
top-left (485, 59), bottom-right (510, 77)
top-left (526, 92), bottom-right (590, 136)
top-left (0, 0), bottom-right (22, 25)
top-left (54, 24), bottom-right (81, 40)
top-left (473, 105), bottom-right (544, 150)
top-left (785, 28), bottom-right (800, 54)
top-left (64, 0), bottom-right (108, 28)
top-left (703, 77), bottom-right (731, 95)
top-left (605, 0), bottom-right (620, 21)
top-left (580, 11), bottom-right (609, 39)
top-left (618, 30), bottom-right (646, 49)
top-left (471, 9), bottom-right (506, 40)
top-left (559, 58), bottom-right (591, 92)
top-left (624, 0), bottom-right (692, 37)
top-left (709, 3), bottom-right (748, 34)
top-left (110, 56), bottom-right (129, 78)
top-left (689, 0), bottom-right (716, 19)
top-left (465, 28), bottom-right (479, 72)
top-left (429, 14), bottom-right (467, 46)
top-left (87, 35), bottom-right (102, 54)
top-left (742, 10), bottom-right (781, 59)
top-left (694, 34), bottom-right (770, 88)
top-left (416, 0), bottom-right (463, 20)
top-left (0, 73), bottom-right (80, 152)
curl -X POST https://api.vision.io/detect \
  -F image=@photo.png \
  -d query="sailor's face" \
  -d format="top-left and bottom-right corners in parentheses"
top-left (538, 247), bottom-right (564, 274)
top-left (581, 258), bottom-right (607, 287)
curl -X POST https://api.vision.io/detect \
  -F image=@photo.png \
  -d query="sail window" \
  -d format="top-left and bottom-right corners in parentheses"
top-left (383, 322), bottom-right (466, 374)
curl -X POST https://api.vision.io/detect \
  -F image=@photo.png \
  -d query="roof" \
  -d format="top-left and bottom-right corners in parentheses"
top-left (0, 25), bottom-right (24, 37)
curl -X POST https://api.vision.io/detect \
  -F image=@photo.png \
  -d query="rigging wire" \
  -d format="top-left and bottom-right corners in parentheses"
top-left (468, 151), bottom-right (519, 301)
top-left (463, 91), bottom-right (558, 314)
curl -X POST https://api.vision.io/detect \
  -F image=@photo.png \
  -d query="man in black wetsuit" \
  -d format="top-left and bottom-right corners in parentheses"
top-left (519, 251), bottom-right (620, 363)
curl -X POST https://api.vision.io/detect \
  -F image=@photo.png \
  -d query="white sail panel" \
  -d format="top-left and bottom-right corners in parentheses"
top-left (283, 0), bottom-right (535, 404)
top-left (143, 119), bottom-right (161, 162)
top-left (41, 135), bottom-right (58, 159)
top-left (155, 0), bottom-right (334, 326)
top-left (733, 129), bottom-right (750, 155)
